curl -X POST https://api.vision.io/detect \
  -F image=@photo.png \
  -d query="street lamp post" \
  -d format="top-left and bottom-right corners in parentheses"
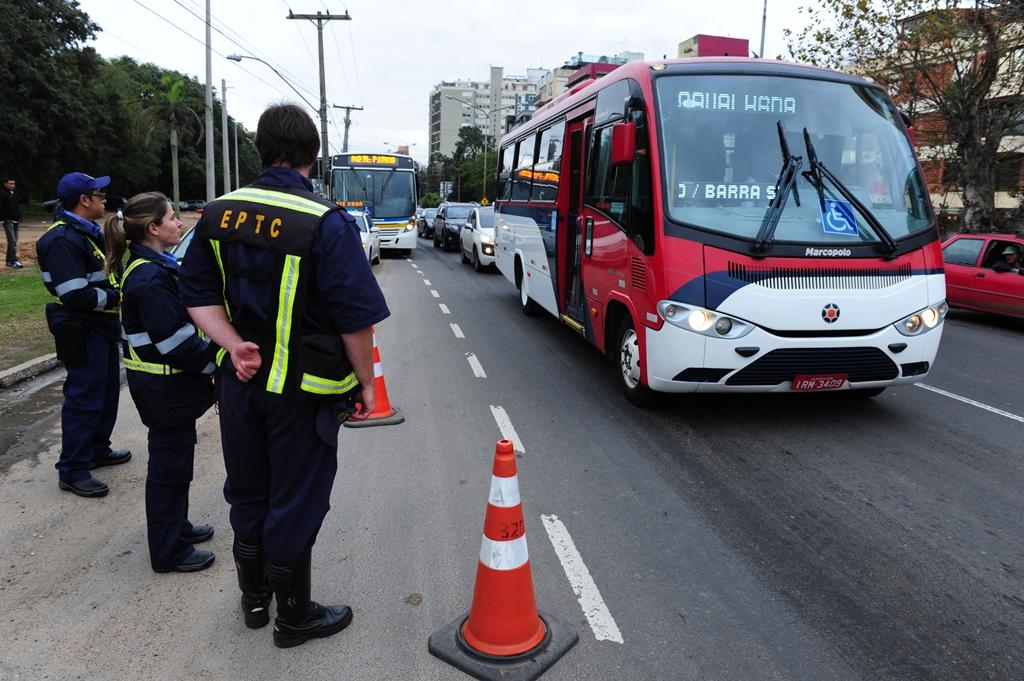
top-left (445, 95), bottom-right (516, 202)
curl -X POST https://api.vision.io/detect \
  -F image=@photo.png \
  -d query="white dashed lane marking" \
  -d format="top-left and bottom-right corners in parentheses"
top-left (916, 383), bottom-right (1024, 424)
top-left (423, 279), bottom-right (431, 285)
top-left (430, 290), bottom-right (440, 298)
top-left (439, 304), bottom-right (450, 314)
top-left (541, 514), bottom-right (624, 644)
top-left (466, 353), bottom-right (487, 378)
top-left (488, 405), bottom-right (524, 453)
top-left (450, 323), bottom-right (464, 339)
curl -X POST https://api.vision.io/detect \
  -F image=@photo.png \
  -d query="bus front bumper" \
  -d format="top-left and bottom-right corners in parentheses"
top-left (377, 224), bottom-right (417, 250)
top-left (643, 320), bottom-right (944, 394)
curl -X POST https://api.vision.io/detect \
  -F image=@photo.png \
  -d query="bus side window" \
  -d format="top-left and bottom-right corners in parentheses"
top-left (497, 145), bottom-right (515, 201)
top-left (531, 121), bottom-right (565, 202)
top-left (585, 125), bottom-right (629, 226)
top-left (630, 109), bottom-right (654, 255)
top-left (511, 134), bottom-right (536, 201)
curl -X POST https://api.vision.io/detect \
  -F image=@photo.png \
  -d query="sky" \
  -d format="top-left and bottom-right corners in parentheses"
top-left (77, 0), bottom-right (807, 165)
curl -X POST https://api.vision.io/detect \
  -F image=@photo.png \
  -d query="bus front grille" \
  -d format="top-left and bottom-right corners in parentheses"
top-left (728, 263), bottom-right (912, 290)
top-left (725, 347), bottom-right (898, 386)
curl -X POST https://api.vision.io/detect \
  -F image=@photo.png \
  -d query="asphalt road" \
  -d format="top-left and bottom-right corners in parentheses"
top-left (0, 239), bottom-right (1021, 680)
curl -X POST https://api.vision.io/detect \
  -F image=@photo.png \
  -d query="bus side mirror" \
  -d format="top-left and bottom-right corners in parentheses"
top-left (899, 110), bottom-right (916, 146)
top-left (611, 122), bottom-right (636, 166)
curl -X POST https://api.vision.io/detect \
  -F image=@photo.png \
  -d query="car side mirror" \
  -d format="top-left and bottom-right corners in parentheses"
top-left (611, 122), bottom-right (636, 166)
top-left (899, 109), bottom-right (916, 146)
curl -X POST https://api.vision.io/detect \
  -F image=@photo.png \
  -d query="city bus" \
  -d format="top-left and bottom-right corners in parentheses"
top-left (330, 152), bottom-right (418, 255)
top-left (494, 58), bottom-right (946, 404)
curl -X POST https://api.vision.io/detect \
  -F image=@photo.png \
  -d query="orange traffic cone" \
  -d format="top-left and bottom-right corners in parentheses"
top-left (428, 440), bottom-right (577, 681)
top-left (344, 328), bottom-right (404, 428)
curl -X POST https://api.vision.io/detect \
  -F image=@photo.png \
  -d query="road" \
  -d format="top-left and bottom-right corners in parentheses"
top-left (0, 239), bottom-right (1021, 680)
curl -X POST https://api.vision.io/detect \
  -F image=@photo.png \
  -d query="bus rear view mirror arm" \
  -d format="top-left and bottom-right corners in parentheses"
top-left (611, 122), bottom-right (636, 166)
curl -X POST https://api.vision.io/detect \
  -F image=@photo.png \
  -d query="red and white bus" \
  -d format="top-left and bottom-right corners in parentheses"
top-left (494, 59), bottom-right (946, 404)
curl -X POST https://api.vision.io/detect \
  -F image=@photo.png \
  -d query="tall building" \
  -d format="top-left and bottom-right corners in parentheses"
top-left (677, 34), bottom-right (750, 58)
top-left (534, 51), bottom-right (645, 109)
top-left (428, 67), bottom-right (542, 161)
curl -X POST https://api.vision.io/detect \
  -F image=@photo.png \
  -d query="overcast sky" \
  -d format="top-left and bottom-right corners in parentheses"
top-left (78, 0), bottom-right (807, 164)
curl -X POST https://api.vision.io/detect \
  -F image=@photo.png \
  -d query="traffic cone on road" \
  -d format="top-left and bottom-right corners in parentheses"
top-left (344, 328), bottom-right (404, 428)
top-left (428, 440), bottom-right (577, 681)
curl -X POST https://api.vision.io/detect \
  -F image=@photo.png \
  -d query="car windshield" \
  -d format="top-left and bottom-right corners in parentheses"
top-left (350, 214), bottom-right (369, 232)
top-left (655, 74), bottom-right (933, 245)
top-left (171, 227), bottom-right (196, 261)
top-left (331, 168), bottom-right (416, 219)
top-left (424, 209), bottom-right (438, 219)
top-left (478, 211), bottom-right (495, 227)
top-left (446, 206), bottom-right (472, 219)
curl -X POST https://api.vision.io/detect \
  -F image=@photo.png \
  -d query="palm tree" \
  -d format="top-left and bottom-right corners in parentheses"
top-left (136, 75), bottom-right (202, 214)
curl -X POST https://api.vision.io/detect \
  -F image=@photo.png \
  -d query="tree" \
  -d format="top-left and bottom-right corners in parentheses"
top-left (453, 126), bottom-right (487, 165)
top-left (136, 75), bottom-right (203, 213)
top-left (786, 0), bottom-right (1024, 230)
top-left (420, 192), bottom-right (441, 208)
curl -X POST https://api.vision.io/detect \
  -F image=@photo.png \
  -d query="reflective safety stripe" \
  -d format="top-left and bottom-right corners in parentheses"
top-left (488, 475), bottom-right (521, 508)
top-left (94, 288), bottom-right (108, 311)
top-left (122, 357), bottom-right (181, 375)
top-left (299, 371), bottom-right (359, 395)
top-left (55, 278), bottom-right (88, 296)
top-left (215, 347), bottom-right (227, 366)
top-left (373, 363), bottom-right (384, 378)
top-left (40, 271), bottom-right (52, 283)
top-left (86, 271), bottom-right (108, 282)
top-left (124, 331), bottom-right (153, 347)
top-left (155, 323), bottom-right (196, 355)
top-left (120, 258), bottom-right (150, 284)
top-left (266, 254), bottom-right (300, 394)
top-left (201, 361), bottom-right (216, 375)
top-left (220, 188), bottom-right (332, 217)
top-left (208, 240), bottom-right (232, 320)
top-left (479, 535), bottom-right (529, 571)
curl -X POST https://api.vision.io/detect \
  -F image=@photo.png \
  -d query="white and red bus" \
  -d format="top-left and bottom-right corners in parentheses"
top-left (494, 59), bottom-right (946, 404)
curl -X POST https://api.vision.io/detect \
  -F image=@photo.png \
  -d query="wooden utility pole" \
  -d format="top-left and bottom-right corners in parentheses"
top-left (287, 10), bottom-right (351, 180)
top-left (332, 104), bottom-right (364, 153)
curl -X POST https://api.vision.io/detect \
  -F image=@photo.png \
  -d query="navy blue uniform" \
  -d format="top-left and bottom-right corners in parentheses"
top-left (180, 167), bottom-right (389, 565)
top-left (120, 244), bottom-right (218, 569)
top-left (36, 210), bottom-right (122, 482)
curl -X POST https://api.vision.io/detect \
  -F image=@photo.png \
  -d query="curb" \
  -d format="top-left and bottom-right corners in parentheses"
top-left (0, 353), bottom-right (62, 389)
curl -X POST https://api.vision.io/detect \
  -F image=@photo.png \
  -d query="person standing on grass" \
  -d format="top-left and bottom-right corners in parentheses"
top-left (104, 192), bottom-right (220, 573)
top-left (1, 177), bottom-right (24, 268)
top-left (36, 172), bottom-right (131, 498)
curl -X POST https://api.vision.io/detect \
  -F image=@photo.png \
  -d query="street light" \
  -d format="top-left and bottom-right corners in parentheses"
top-left (226, 54), bottom-right (320, 126)
top-left (383, 141), bottom-right (418, 154)
top-left (445, 95), bottom-right (516, 202)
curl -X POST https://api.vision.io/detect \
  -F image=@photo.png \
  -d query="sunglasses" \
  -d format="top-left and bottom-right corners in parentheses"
top-left (86, 190), bottom-right (107, 199)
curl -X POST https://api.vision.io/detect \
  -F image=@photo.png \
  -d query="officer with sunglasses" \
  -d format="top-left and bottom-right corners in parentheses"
top-left (37, 172), bottom-right (131, 498)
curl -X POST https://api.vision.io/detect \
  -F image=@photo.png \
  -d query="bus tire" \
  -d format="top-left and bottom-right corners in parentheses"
top-left (616, 316), bottom-right (651, 406)
top-left (516, 261), bottom-right (539, 316)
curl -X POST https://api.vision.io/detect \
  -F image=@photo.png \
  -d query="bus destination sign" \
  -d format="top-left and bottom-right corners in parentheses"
top-left (333, 154), bottom-right (415, 169)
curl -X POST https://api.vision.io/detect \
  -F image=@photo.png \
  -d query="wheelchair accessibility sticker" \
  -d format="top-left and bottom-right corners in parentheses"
top-left (821, 199), bottom-right (858, 236)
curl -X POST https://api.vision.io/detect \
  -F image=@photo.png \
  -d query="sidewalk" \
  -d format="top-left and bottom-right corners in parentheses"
top-left (0, 353), bottom-right (60, 389)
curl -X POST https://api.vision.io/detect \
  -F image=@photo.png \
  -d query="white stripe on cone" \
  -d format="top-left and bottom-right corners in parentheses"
top-left (479, 535), bottom-right (529, 571)
top-left (488, 475), bottom-right (521, 508)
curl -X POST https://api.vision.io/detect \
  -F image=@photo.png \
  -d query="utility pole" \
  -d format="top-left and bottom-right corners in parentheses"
top-left (204, 0), bottom-right (215, 201)
top-left (287, 10), bottom-right (351, 181)
top-left (233, 121), bottom-right (240, 190)
top-left (332, 104), bottom-right (364, 153)
top-left (759, 0), bottom-right (767, 60)
top-left (221, 79), bottom-right (231, 193)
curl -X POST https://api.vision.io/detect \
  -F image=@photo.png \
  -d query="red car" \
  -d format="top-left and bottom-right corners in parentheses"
top-left (942, 232), bottom-right (1024, 319)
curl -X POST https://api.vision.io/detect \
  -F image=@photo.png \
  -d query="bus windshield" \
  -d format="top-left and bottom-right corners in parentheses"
top-left (655, 74), bottom-right (933, 245)
top-left (332, 168), bottom-right (416, 219)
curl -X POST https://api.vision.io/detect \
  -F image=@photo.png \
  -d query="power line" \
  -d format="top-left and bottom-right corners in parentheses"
top-left (345, 21), bottom-right (364, 105)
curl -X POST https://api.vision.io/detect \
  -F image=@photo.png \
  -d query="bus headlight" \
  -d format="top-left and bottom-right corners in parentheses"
top-left (405, 216), bottom-right (416, 231)
top-left (657, 301), bottom-right (754, 339)
top-left (894, 301), bottom-right (947, 336)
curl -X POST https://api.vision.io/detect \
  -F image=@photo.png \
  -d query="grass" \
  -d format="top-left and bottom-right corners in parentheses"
top-left (0, 266), bottom-right (58, 371)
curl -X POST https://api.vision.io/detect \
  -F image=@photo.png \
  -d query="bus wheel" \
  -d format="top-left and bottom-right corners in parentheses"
top-left (617, 317), bottom-right (650, 406)
top-left (518, 267), bottom-right (539, 316)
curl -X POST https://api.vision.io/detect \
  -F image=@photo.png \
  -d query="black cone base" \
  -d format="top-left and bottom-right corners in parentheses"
top-left (343, 407), bottom-right (405, 429)
top-left (428, 612), bottom-right (578, 681)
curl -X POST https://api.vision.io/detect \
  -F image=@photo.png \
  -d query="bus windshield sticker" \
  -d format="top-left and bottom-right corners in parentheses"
top-left (677, 91), bottom-right (796, 115)
top-left (821, 199), bottom-right (859, 236)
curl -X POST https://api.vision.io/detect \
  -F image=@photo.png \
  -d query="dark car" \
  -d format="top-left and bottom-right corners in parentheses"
top-left (432, 202), bottom-right (476, 251)
top-left (180, 199), bottom-right (206, 212)
top-left (942, 232), bottom-right (1024, 319)
top-left (417, 207), bottom-right (439, 238)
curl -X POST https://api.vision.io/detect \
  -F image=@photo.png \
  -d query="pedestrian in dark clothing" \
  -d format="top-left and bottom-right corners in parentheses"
top-left (36, 172), bottom-right (131, 498)
top-left (1, 177), bottom-right (24, 268)
top-left (181, 104), bottom-right (389, 647)
top-left (104, 192), bottom-right (220, 573)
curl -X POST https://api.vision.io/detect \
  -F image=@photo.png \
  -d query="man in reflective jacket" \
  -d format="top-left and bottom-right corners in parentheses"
top-left (37, 172), bottom-right (131, 498)
top-left (181, 104), bottom-right (389, 647)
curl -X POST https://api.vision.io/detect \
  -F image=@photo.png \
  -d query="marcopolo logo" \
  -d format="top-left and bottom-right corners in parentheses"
top-left (805, 247), bottom-right (852, 257)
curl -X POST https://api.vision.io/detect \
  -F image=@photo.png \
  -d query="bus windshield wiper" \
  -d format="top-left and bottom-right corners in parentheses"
top-left (753, 121), bottom-right (802, 256)
top-left (801, 127), bottom-right (898, 256)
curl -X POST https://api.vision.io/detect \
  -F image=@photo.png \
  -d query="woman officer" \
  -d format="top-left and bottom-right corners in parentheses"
top-left (104, 193), bottom-right (219, 573)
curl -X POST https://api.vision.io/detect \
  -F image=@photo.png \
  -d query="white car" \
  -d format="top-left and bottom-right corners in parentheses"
top-left (459, 206), bottom-right (496, 272)
top-left (349, 210), bottom-right (380, 264)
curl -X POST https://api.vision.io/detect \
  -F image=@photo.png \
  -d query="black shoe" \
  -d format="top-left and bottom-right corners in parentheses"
top-left (89, 449), bottom-right (131, 469)
top-left (183, 524), bottom-right (214, 544)
top-left (11, 261), bottom-right (23, 269)
top-left (267, 549), bottom-right (353, 648)
top-left (234, 539), bottom-right (273, 629)
top-left (58, 476), bottom-right (109, 498)
top-left (154, 549), bottom-right (215, 573)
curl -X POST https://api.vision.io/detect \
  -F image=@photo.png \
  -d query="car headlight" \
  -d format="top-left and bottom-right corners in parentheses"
top-left (894, 301), bottom-right (947, 337)
top-left (657, 300), bottom-right (754, 339)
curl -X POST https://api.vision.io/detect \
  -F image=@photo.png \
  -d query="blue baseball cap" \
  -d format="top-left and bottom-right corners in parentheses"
top-left (56, 172), bottom-right (110, 201)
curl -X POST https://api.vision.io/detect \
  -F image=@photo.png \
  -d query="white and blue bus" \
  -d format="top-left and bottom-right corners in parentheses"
top-left (330, 153), bottom-right (418, 255)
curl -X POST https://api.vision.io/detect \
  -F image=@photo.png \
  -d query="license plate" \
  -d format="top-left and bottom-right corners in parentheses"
top-left (791, 374), bottom-right (848, 391)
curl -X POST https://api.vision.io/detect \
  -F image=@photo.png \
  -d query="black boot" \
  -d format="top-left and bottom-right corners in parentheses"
top-left (266, 549), bottom-right (353, 648)
top-left (233, 539), bottom-right (273, 629)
